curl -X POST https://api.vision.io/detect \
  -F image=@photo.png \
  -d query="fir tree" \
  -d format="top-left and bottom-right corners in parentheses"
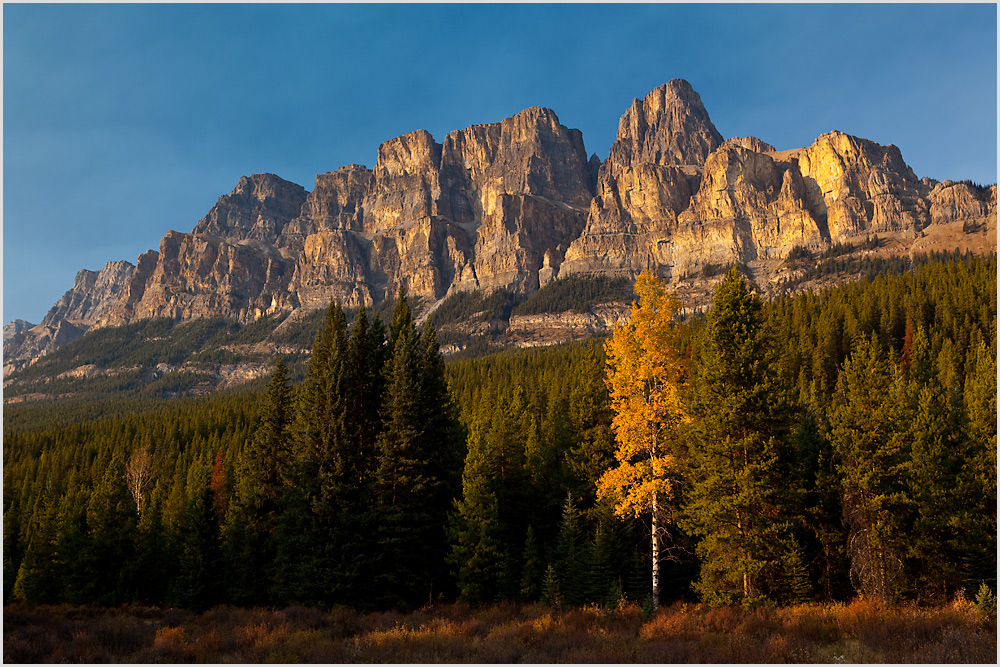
top-left (3, 500), bottom-right (23, 603)
top-left (781, 536), bottom-right (813, 603)
top-left (553, 493), bottom-right (588, 606)
top-left (541, 563), bottom-right (562, 608)
top-left (829, 334), bottom-right (911, 602)
top-left (374, 318), bottom-right (434, 608)
top-left (448, 415), bottom-right (505, 603)
top-left (682, 266), bottom-right (798, 606)
top-left (134, 485), bottom-right (172, 604)
top-left (12, 485), bottom-right (64, 604)
top-left (84, 451), bottom-right (139, 604)
top-left (519, 525), bottom-right (544, 601)
top-left (905, 379), bottom-right (966, 598)
top-left (959, 339), bottom-right (998, 585)
top-left (278, 302), bottom-right (350, 606)
top-left (226, 356), bottom-right (292, 605)
top-left (170, 459), bottom-right (223, 611)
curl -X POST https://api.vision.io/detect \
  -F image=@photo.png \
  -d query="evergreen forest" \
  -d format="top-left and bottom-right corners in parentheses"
top-left (3, 254), bottom-right (997, 614)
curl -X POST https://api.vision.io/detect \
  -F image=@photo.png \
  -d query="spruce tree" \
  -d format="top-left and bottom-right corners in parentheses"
top-left (905, 379), bottom-right (966, 598)
top-left (959, 339), bottom-right (998, 586)
top-left (279, 302), bottom-right (353, 606)
top-left (374, 318), bottom-right (433, 608)
top-left (170, 457), bottom-right (223, 611)
top-left (226, 356), bottom-right (292, 605)
top-left (541, 563), bottom-right (562, 608)
top-left (682, 266), bottom-right (798, 606)
top-left (12, 485), bottom-right (64, 604)
top-left (448, 413), bottom-right (506, 604)
top-left (3, 500), bottom-right (23, 603)
top-left (828, 334), bottom-right (911, 602)
top-left (519, 525), bottom-right (544, 601)
top-left (84, 451), bottom-right (139, 604)
top-left (553, 493), bottom-right (588, 606)
top-left (134, 485), bottom-right (172, 605)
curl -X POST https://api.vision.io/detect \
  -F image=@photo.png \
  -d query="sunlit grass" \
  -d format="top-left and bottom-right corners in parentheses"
top-left (4, 596), bottom-right (995, 663)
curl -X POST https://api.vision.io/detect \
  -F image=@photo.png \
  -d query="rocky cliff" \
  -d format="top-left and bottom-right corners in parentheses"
top-left (5, 79), bottom-right (995, 375)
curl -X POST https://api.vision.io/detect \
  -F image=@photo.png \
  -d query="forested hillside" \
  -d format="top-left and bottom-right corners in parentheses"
top-left (3, 254), bottom-right (996, 611)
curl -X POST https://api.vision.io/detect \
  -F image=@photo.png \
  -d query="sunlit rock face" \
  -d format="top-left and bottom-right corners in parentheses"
top-left (561, 79), bottom-right (724, 278)
top-left (193, 173), bottom-right (309, 243)
top-left (6, 79), bottom-right (995, 374)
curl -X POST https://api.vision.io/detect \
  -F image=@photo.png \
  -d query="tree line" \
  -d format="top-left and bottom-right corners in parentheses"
top-left (4, 254), bottom-right (996, 610)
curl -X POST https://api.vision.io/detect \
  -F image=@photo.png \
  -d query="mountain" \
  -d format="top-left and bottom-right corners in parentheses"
top-left (4, 79), bottom-right (996, 378)
top-left (3, 320), bottom-right (35, 342)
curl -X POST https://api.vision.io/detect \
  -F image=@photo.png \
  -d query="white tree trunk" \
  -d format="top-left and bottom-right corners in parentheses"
top-left (125, 444), bottom-right (153, 515)
top-left (652, 491), bottom-right (661, 608)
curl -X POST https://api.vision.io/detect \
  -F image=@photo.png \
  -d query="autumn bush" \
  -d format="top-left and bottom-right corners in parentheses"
top-left (4, 598), bottom-right (996, 663)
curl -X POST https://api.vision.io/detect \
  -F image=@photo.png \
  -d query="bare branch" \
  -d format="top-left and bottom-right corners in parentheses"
top-left (125, 444), bottom-right (154, 515)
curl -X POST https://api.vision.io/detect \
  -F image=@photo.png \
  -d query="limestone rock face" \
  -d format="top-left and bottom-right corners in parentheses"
top-left (611, 79), bottom-right (724, 170)
top-left (193, 173), bottom-right (308, 243)
top-left (284, 166), bottom-right (373, 238)
top-left (670, 146), bottom-right (824, 274)
top-left (562, 84), bottom-right (984, 286)
top-left (104, 232), bottom-right (288, 325)
top-left (562, 80), bottom-right (723, 277)
top-left (364, 130), bottom-right (442, 232)
top-left (722, 136), bottom-right (776, 153)
top-left (3, 320), bottom-right (34, 343)
top-left (439, 106), bottom-right (595, 214)
top-left (3, 319), bottom-right (85, 375)
top-left (434, 106), bottom-right (594, 293)
top-left (41, 260), bottom-right (136, 327)
top-left (8, 80), bottom-right (996, 378)
top-left (928, 181), bottom-right (995, 228)
top-left (284, 229), bottom-right (372, 311)
top-left (4, 260), bottom-right (136, 372)
top-left (770, 131), bottom-right (929, 240)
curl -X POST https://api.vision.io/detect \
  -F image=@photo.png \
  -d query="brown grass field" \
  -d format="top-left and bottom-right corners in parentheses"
top-left (4, 597), bottom-right (997, 663)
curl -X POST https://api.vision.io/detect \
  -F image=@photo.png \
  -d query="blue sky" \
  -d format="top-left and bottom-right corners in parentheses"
top-left (3, 3), bottom-right (997, 325)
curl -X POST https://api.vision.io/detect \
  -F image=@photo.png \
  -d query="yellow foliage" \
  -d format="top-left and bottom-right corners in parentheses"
top-left (597, 271), bottom-right (686, 519)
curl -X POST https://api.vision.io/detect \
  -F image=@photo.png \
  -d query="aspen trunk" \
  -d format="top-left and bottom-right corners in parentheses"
top-left (651, 492), bottom-right (660, 608)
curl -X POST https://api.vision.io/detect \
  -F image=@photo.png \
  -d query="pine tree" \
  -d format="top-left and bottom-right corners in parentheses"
top-left (448, 439), bottom-right (505, 603)
top-left (374, 318), bottom-right (434, 608)
top-left (553, 493), bottom-right (588, 606)
top-left (828, 334), bottom-right (911, 602)
top-left (905, 379), bottom-right (966, 599)
top-left (682, 266), bottom-right (798, 606)
top-left (13, 484), bottom-right (65, 604)
top-left (278, 302), bottom-right (351, 606)
top-left (84, 451), bottom-right (139, 604)
top-left (170, 458), bottom-right (223, 611)
top-left (226, 356), bottom-right (292, 605)
top-left (519, 525), bottom-right (544, 601)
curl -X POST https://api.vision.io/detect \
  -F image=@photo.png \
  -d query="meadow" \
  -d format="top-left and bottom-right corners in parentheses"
top-left (4, 597), bottom-right (996, 663)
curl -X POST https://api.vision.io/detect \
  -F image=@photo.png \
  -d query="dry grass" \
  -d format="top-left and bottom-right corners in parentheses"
top-left (4, 597), bottom-right (995, 663)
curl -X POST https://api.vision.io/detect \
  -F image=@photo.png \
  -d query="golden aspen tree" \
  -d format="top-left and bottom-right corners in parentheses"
top-left (596, 271), bottom-right (686, 607)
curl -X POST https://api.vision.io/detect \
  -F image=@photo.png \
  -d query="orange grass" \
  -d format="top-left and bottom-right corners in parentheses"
top-left (4, 597), bottom-right (996, 663)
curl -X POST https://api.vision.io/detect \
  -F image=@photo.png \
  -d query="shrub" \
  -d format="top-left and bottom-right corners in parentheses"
top-left (975, 583), bottom-right (997, 622)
